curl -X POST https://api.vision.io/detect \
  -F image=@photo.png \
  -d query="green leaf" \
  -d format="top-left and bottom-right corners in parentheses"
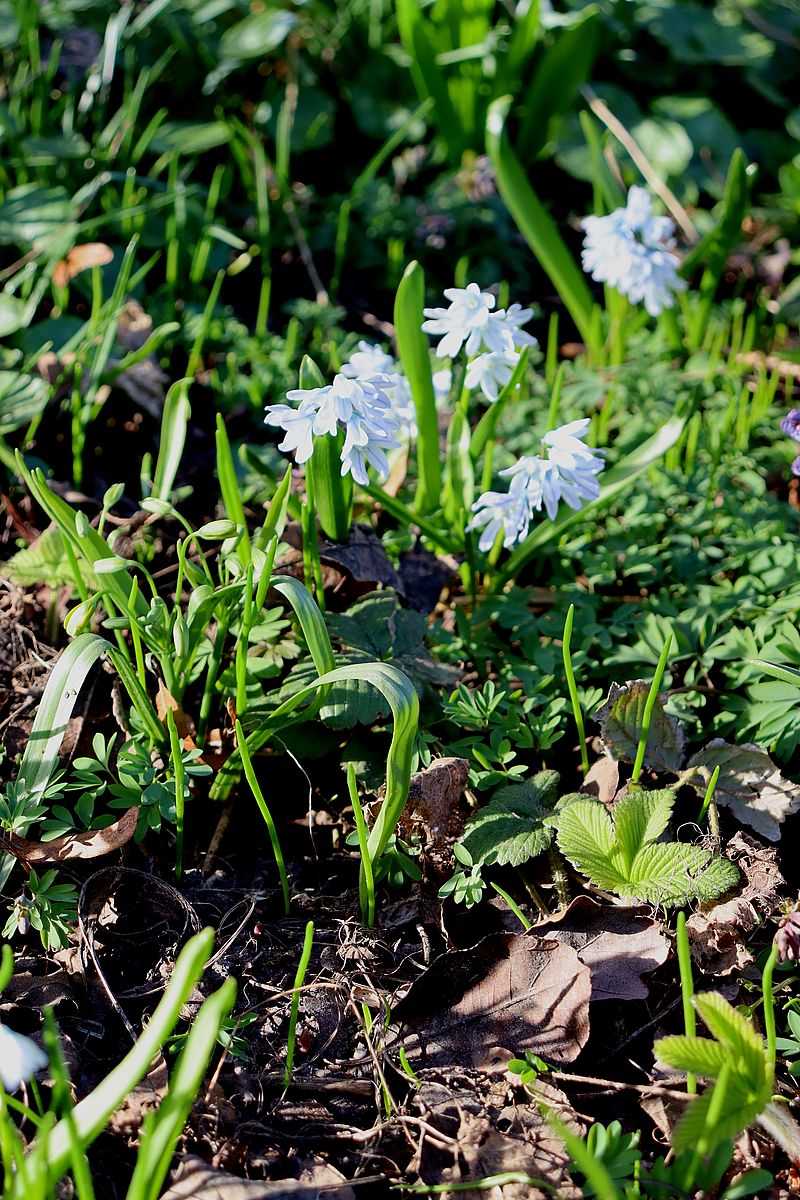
top-left (613, 788), bottom-right (673, 873)
top-left (0, 184), bottom-right (78, 252)
top-left (655, 1036), bottom-right (730, 1078)
top-left (597, 681), bottom-right (686, 773)
top-left (396, 0), bottom-right (464, 164)
top-left (669, 1084), bottom-right (764, 1157)
top-left (0, 371), bottom-right (48, 433)
top-left (0, 293), bottom-right (29, 337)
top-left (555, 791), bottom-right (738, 906)
top-left (487, 96), bottom-right (596, 351)
top-left (516, 8), bottom-right (601, 160)
top-left (462, 771), bottom-right (560, 867)
top-left (220, 10), bottom-right (298, 62)
top-left (2, 527), bottom-right (91, 589)
top-left (151, 380), bottom-right (191, 501)
top-left (694, 993), bottom-right (769, 1085)
top-left (394, 261), bottom-right (440, 514)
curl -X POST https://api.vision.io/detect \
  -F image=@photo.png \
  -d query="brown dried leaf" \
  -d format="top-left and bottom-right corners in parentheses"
top-left (318, 524), bottom-right (403, 593)
top-left (417, 1074), bottom-right (581, 1200)
top-left (684, 739), bottom-right (800, 841)
top-left (51, 242), bottom-right (113, 287)
top-left (396, 933), bottom-right (590, 1068)
top-left (686, 832), bottom-right (785, 975)
top-left (163, 1156), bottom-right (355, 1199)
top-left (399, 756), bottom-right (470, 845)
top-left (581, 756), bottom-right (620, 806)
top-left (156, 680), bottom-right (196, 741)
top-left (533, 896), bottom-right (669, 1001)
top-left (4, 807), bottom-right (139, 864)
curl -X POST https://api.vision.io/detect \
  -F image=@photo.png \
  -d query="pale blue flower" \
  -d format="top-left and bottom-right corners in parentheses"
top-left (468, 418), bottom-right (606, 548)
top-left (467, 471), bottom-right (533, 552)
top-left (581, 186), bottom-right (686, 316)
top-left (422, 283), bottom-right (497, 358)
top-left (0, 1023), bottom-right (47, 1091)
top-left (465, 349), bottom-right (520, 402)
top-left (342, 341), bottom-right (417, 441)
top-left (265, 374), bottom-right (400, 485)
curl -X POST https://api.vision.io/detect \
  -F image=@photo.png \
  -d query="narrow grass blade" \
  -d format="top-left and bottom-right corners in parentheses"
top-left (394, 261), bottom-right (441, 514)
top-left (215, 413), bottom-right (250, 566)
top-left (123, 977), bottom-right (236, 1200)
top-left (487, 96), bottom-right (596, 352)
top-left (25, 929), bottom-right (215, 1194)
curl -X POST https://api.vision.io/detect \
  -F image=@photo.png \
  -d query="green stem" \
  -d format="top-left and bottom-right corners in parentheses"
top-left (167, 709), bottom-right (185, 882)
top-left (762, 943), bottom-right (779, 1076)
top-left (631, 632), bottom-right (673, 783)
top-left (675, 911), bottom-right (696, 1095)
top-left (284, 921), bottom-right (314, 1087)
top-left (236, 719), bottom-right (290, 914)
top-left (562, 604), bottom-right (589, 775)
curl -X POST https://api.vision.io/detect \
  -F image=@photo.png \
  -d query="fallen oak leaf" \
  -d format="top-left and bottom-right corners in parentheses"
top-left (0, 807), bottom-right (138, 864)
top-left (683, 740), bottom-right (800, 842)
top-left (686, 832), bottom-right (785, 975)
top-left (395, 933), bottom-right (591, 1069)
top-left (533, 895), bottom-right (669, 1001)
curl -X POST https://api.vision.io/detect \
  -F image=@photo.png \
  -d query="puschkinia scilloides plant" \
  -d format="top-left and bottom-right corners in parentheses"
top-left (262, 262), bottom-right (686, 597)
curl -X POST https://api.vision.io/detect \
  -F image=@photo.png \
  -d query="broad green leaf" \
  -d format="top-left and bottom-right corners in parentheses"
top-left (15, 633), bottom-right (110, 803)
top-left (555, 792), bottom-right (738, 905)
top-left (396, 0), bottom-right (464, 164)
top-left (151, 379), bottom-right (191, 501)
top-left (668, 1084), bottom-right (765, 1157)
top-left (0, 293), bottom-right (29, 337)
top-left (462, 771), bottom-right (560, 867)
top-left (219, 10), bottom-right (298, 62)
top-left (2, 527), bottom-right (91, 589)
top-left (487, 96), bottom-right (596, 351)
top-left (613, 788), bottom-right (673, 873)
top-left (517, 8), bottom-right (600, 160)
top-left (597, 681), bottom-right (686, 773)
top-left (0, 184), bottom-right (78, 252)
top-left (394, 261), bottom-right (440, 513)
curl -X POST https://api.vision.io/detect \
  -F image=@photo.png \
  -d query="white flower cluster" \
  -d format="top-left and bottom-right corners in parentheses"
top-left (265, 373), bottom-right (400, 487)
top-left (467, 418), bottom-right (605, 552)
top-left (581, 186), bottom-right (686, 317)
top-left (421, 283), bottom-right (537, 401)
top-left (0, 1021), bottom-right (47, 1091)
top-left (341, 341), bottom-right (418, 442)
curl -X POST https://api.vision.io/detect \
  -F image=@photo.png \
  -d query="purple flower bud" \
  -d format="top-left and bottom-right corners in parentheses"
top-left (776, 909), bottom-right (800, 963)
top-left (780, 409), bottom-right (800, 442)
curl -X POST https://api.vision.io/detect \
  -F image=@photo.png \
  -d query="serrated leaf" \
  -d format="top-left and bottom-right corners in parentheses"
top-left (597, 681), bottom-right (686, 773)
top-left (462, 771), bottom-right (560, 867)
top-left (555, 799), bottom-right (630, 893)
top-left (684, 739), bottom-right (800, 841)
top-left (613, 788), bottom-right (674, 871)
top-left (670, 1083), bottom-right (764, 1156)
top-left (555, 792), bottom-right (738, 906)
top-left (694, 993), bottom-right (769, 1085)
top-left (655, 1035), bottom-right (731, 1078)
